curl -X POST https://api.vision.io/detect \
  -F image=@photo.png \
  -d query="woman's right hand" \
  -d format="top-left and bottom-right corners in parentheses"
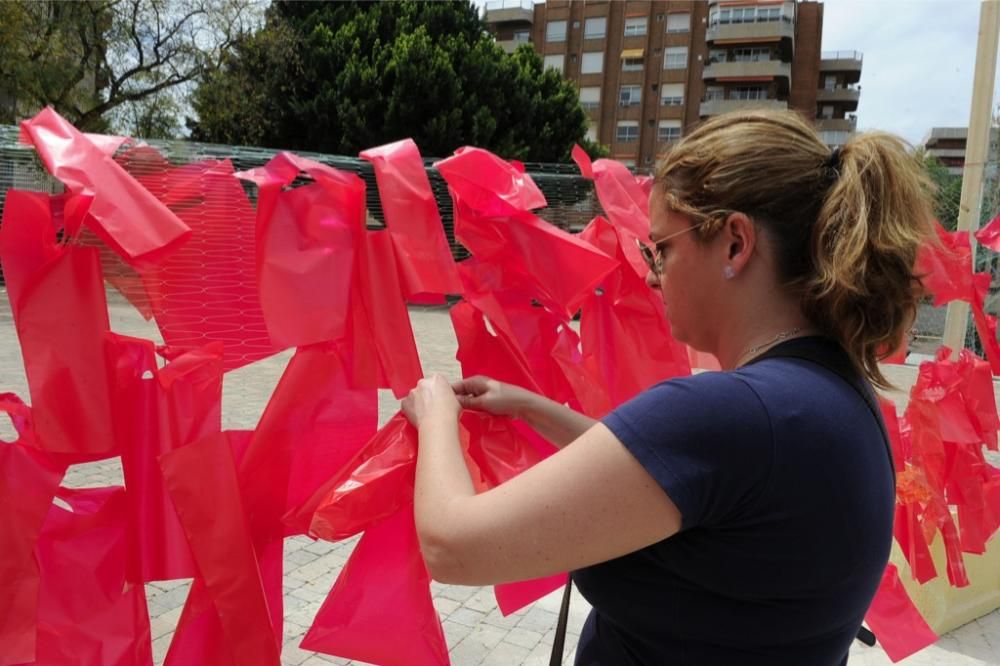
top-left (452, 375), bottom-right (528, 418)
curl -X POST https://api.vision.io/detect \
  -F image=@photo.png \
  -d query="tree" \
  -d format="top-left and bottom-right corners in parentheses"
top-left (0, 0), bottom-right (262, 135)
top-left (920, 150), bottom-right (963, 232)
top-left (191, 0), bottom-right (603, 162)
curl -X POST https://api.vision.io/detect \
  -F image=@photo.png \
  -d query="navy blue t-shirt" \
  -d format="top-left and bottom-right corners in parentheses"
top-left (572, 338), bottom-right (894, 665)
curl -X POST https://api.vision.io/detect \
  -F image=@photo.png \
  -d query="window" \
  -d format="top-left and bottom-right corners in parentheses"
top-left (819, 130), bottom-right (849, 146)
top-left (581, 51), bottom-right (603, 74)
top-left (824, 75), bottom-right (838, 91)
top-left (513, 30), bottom-right (530, 43)
top-left (546, 20), bottom-right (567, 42)
top-left (666, 13), bottom-right (690, 33)
top-left (658, 120), bottom-right (682, 142)
top-left (704, 86), bottom-right (724, 101)
top-left (624, 17), bottom-right (647, 37)
top-left (586, 126), bottom-right (598, 143)
top-left (619, 85), bottom-right (642, 107)
top-left (584, 17), bottom-right (606, 39)
top-left (732, 47), bottom-right (771, 62)
top-left (579, 86), bottom-right (601, 109)
top-left (622, 57), bottom-right (644, 72)
top-left (616, 121), bottom-right (639, 142)
top-left (664, 47), bottom-right (687, 70)
top-left (730, 86), bottom-right (766, 100)
top-left (543, 54), bottom-right (565, 73)
top-left (711, 5), bottom-right (786, 26)
top-left (660, 83), bottom-right (684, 106)
top-left (820, 105), bottom-right (835, 119)
top-left (708, 49), bottom-right (727, 65)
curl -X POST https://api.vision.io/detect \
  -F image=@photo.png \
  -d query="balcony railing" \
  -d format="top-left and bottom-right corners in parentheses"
top-left (821, 50), bottom-right (863, 61)
top-left (700, 98), bottom-right (787, 116)
top-left (485, 0), bottom-right (533, 11)
top-left (703, 60), bottom-right (791, 81)
top-left (816, 85), bottom-right (861, 105)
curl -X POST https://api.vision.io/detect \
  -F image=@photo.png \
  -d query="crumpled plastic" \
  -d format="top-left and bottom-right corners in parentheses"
top-left (458, 411), bottom-right (568, 615)
top-left (360, 139), bottom-right (461, 302)
top-left (19, 107), bottom-right (190, 265)
top-left (298, 413), bottom-right (416, 541)
top-left (23, 486), bottom-right (153, 666)
top-left (974, 212), bottom-right (1000, 252)
top-left (301, 505), bottom-right (449, 666)
top-left (578, 216), bottom-right (691, 407)
top-left (159, 432), bottom-right (281, 666)
top-left (438, 147), bottom-right (617, 319)
top-left (572, 145), bottom-right (650, 276)
top-left (0, 190), bottom-right (117, 460)
top-left (107, 334), bottom-right (223, 583)
top-left (0, 395), bottom-right (64, 666)
top-left (865, 564), bottom-right (938, 663)
top-left (916, 223), bottom-right (1000, 373)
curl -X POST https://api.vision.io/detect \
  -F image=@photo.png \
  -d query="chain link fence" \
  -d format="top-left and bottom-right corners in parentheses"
top-left (2, 125), bottom-right (999, 361)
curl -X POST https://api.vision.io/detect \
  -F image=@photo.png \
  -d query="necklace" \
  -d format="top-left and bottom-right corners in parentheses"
top-left (736, 327), bottom-right (802, 366)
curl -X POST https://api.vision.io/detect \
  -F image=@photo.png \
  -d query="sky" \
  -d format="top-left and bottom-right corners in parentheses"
top-left (821, 0), bottom-right (998, 146)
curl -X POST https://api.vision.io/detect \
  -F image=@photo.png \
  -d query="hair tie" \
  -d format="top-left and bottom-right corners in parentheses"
top-left (825, 146), bottom-right (842, 173)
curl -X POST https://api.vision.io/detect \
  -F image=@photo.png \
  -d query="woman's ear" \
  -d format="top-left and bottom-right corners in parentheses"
top-left (722, 212), bottom-right (756, 277)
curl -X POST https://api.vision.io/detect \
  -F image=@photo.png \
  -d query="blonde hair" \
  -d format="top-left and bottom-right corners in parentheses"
top-left (655, 110), bottom-right (935, 389)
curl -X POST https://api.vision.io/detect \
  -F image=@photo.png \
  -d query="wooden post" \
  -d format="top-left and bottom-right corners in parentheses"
top-left (941, 0), bottom-right (1000, 357)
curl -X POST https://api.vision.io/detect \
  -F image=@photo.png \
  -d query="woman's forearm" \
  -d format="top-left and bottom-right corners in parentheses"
top-left (512, 390), bottom-right (597, 448)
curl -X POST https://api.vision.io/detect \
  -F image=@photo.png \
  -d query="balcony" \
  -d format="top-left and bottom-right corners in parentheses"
top-left (820, 51), bottom-right (863, 83)
top-left (815, 116), bottom-right (857, 133)
top-left (816, 85), bottom-right (860, 109)
top-left (484, 0), bottom-right (534, 26)
top-left (700, 98), bottom-right (788, 116)
top-left (703, 59), bottom-right (791, 82)
top-left (706, 19), bottom-right (794, 48)
top-left (496, 33), bottom-right (532, 53)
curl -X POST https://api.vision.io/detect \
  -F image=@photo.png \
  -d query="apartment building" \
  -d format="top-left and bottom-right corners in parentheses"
top-left (922, 127), bottom-right (1000, 177)
top-left (484, 0), bottom-right (862, 167)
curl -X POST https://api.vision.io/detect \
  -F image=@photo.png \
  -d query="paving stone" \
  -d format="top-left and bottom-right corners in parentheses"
top-left (505, 627), bottom-right (543, 650)
top-left (448, 607), bottom-right (488, 628)
top-left (480, 641), bottom-right (530, 666)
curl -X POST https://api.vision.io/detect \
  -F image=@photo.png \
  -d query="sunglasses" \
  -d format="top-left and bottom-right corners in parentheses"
top-left (635, 219), bottom-right (712, 276)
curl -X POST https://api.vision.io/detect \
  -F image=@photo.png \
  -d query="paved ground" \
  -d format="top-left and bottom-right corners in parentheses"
top-left (1, 290), bottom-right (998, 665)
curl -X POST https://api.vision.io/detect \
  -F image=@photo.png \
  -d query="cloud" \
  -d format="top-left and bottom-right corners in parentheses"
top-left (822, 0), bottom-right (993, 145)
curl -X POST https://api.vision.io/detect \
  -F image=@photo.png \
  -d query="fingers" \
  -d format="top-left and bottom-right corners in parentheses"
top-left (452, 375), bottom-right (491, 397)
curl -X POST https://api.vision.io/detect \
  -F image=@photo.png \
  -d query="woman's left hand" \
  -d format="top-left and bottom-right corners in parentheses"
top-left (401, 374), bottom-right (462, 428)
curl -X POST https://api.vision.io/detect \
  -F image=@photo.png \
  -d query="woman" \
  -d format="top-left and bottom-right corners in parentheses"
top-left (401, 110), bottom-right (934, 664)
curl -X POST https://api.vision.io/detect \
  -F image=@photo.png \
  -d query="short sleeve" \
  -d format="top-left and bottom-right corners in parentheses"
top-left (602, 372), bottom-right (774, 530)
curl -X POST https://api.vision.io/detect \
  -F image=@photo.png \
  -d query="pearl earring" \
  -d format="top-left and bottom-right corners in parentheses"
top-left (723, 266), bottom-right (735, 280)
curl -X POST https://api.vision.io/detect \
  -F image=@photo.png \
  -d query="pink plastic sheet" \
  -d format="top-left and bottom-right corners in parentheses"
top-left (107, 334), bottom-right (223, 582)
top-left (0, 395), bottom-right (64, 665)
top-left (159, 432), bottom-right (281, 666)
top-left (865, 564), bottom-right (938, 663)
top-left (0, 191), bottom-right (117, 459)
top-left (241, 343), bottom-right (378, 541)
top-left (301, 506), bottom-right (449, 666)
top-left (435, 146), bottom-right (546, 216)
top-left (458, 411), bottom-right (568, 614)
top-left (236, 153), bottom-right (363, 349)
top-left (22, 487), bottom-right (153, 666)
top-left (974, 212), bottom-right (1000, 252)
top-left (20, 107), bottom-right (190, 265)
top-left (298, 414), bottom-right (416, 541)
top-left (578, 216), bottom-right (691, 407)
top-left (360, 139), bottom-right (461, 301)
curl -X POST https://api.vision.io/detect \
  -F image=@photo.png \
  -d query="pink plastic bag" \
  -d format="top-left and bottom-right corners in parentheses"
top-left (0, 395), bottom-right (64, 665)
top-left (360, 139), bottom-right (461, 301)
top-left (159, 432), bottom-right (281, 666)
top-left (22, 487), bottom-right (153, 666)
top-left (301, 506), bottom-right (449, 666)
top-left (864, 564), bottom-right (938, 663)
top-left (107, 334), bottom-right (223, 582)
top-left (20, 107), bottom-right (189, 265)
